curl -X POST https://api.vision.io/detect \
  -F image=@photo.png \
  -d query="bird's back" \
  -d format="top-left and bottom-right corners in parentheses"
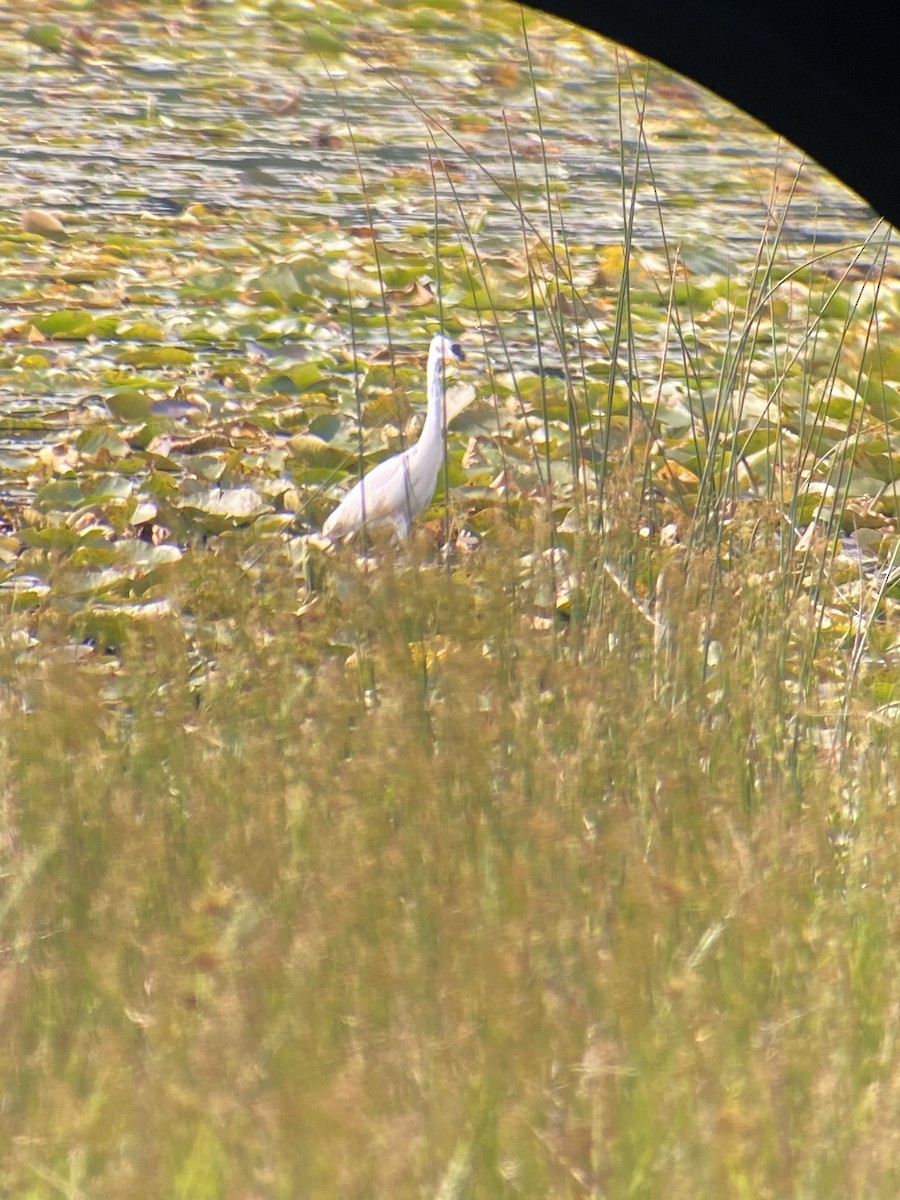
top-left (322, 449), bottom-right (417, 540)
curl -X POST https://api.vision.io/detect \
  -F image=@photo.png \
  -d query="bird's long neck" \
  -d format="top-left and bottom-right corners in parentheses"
top-left (416, 342), bottom-right (447, 467)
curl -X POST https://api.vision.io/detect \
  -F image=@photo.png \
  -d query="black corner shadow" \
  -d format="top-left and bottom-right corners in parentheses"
top-left (524, 0), bottom-right (900, 231)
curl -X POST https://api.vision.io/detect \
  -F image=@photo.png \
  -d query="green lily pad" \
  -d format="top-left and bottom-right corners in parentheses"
top-left (178, 486), bottom-right (271, 520)
top-left (105, 389), bottom-right (155, 421)
top-left (36, 310), bottom-right (96, 339)
top-left (257, 362), bottom-right (325, 395)
top-left (24, 22), bottom-right (65, 53)
top-left (119, 320), bottom-right (166, 341)
top-left (116, 347), bottom-right (195, 367)
top-left (33, 480), bottom-right (85, 512)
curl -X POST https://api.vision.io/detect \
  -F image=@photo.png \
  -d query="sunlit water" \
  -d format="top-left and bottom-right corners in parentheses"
top-left (0, 7), bottom-right (877, 238)
top-left (0, 0), bottom-right (887, 498)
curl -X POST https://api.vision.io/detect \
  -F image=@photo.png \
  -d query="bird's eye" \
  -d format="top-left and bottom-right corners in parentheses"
top-left (451, 342), bottom-right (464, 361)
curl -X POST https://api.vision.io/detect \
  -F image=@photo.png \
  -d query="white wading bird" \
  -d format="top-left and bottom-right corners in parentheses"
top-left (323, 333), bottom-right (465, 542)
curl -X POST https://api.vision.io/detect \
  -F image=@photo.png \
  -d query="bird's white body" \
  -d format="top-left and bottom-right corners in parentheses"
top-left (323, 334), bottom-right (465, 542)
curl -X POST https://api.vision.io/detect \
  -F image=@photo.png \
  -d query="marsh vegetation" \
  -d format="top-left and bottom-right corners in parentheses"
top-left (3, 2), bottom-right (900, 1196)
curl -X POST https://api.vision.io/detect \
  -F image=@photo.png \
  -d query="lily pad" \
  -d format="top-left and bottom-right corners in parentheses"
top-left (36, 311), bottom-right (96, 340)
top-left (105, 389), bottom-right (155, 421)
top-left (24, 23), bottom-right (64, 52)
top-left (257, 363), bottom-right (325, 395)
top-left (116, 347), bottom-right (195, 368)
top-left (178, 486), bottom-right (271, 521)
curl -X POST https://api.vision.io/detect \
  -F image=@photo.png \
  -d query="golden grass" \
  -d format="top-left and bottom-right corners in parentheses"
top-left (4, 507), bottom-right (900, 1198)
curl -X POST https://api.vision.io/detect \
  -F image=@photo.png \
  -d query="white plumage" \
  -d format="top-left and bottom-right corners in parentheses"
top-left (323, 334), bottom-right (465, 542)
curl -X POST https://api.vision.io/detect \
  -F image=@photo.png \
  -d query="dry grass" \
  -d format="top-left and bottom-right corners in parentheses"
top-left (4, 501), bottom-right (900, 1199)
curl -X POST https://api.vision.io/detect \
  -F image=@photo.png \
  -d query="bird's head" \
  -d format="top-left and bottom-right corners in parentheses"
top-left (430, 333), bottom-right (465, 366)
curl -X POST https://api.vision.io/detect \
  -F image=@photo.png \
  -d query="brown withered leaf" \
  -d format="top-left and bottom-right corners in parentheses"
top-left (21, 208), bottom-right (68, 242)
top-left (383, 278), bottom-right (435, 311)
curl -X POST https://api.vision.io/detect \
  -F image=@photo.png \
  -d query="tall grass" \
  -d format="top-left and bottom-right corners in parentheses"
top-left (4, 508), bottom-right (900, 1197)
top-left (4, 7), bottom-right (900, 1199)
